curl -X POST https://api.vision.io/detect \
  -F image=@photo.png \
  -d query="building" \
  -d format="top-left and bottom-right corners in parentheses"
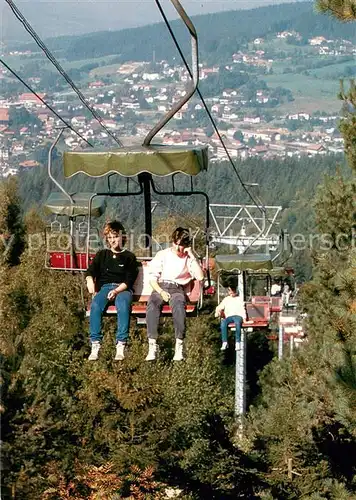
top-left (0, 108), bottom-right (9, 124)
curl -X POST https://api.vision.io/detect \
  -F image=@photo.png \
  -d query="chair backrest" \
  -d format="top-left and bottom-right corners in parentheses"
top-left (245, 302), bottom-right (270, 322)
top-left (132, 260), bottom-right (201, 303)
top-left (270, 296), bottom-right (282, 312)
top-left (49, 251), bottom-right (95, 270)
top-left (251, 296), bottom-right (271, 304)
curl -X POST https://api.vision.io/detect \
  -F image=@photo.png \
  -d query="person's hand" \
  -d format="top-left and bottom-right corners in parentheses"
top-left (107, 289), bottom-right (118, 301)
top-left (183, 247), bottom-right (195, 259)
top-left (86, 279), bottom-right (95, 295)
top-left (160, 290), bottom-right (171, 302)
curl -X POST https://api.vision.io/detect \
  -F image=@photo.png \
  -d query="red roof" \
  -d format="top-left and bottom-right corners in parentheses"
top-left (0, 108), bottom-right (9, 122)
top-left (19, 93), bottom-right (46, 103)
top-left (19, 160), bottom-right (40, 168)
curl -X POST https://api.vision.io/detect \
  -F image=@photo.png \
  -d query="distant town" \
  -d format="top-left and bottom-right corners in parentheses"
top-left (1, 31), bottom-right (354, 178)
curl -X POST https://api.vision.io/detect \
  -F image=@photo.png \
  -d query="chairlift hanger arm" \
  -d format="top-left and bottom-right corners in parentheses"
top-left (144, 0), bottom-right (199, 146)
top-left (150, 180), bottom-right (210, 244)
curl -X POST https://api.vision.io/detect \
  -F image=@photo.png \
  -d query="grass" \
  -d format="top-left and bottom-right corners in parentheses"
top-left (309, 60), bottom-right (356, 78)
top-left (264, 72), bottom-right (341, 112)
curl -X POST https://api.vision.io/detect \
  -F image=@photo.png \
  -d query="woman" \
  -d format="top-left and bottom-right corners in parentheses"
top-left (85, 220), bottom-right (138, 361)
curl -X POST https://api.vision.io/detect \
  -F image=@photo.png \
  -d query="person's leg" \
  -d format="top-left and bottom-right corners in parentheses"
top-left (115, 290), bottom-right (133, 343)
top-left (145, 290), bottom-right (164, 360)
top-left (231, 315), bottom-right (243, 343)
top-left (146, 291), bottom-right (164, 340)
top-left (220, 318), bottom-right (229, 343)
top-left (169, 287), bottom-right (186, 361)
top-left (170, 288), bottom-right (186, 340)
top-left (89, 285), bottom-right (111, 343)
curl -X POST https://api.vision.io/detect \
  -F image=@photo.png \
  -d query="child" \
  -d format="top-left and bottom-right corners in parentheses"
top-left (215, 286), bottom-right (246, 350)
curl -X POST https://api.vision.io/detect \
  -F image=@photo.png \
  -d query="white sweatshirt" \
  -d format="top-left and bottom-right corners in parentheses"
top-left (148, 247), bottom-right (203, 285)
top-left (215, 295), bottom-right (246, 320)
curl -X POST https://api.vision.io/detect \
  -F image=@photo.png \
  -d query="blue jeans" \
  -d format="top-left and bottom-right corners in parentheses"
top-left (220, 315), bottom-right (243, 343)
top-left (89, 284), bottom-right (132, 343)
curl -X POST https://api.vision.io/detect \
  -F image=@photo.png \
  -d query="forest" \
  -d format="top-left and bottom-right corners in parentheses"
top-left (1, 1), bottom-right (356, 499)
top-left (16, 2), bottom-right (356, 65)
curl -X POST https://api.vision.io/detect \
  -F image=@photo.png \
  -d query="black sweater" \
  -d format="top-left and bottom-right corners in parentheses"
top-left (85, 249), bottom-right (138, 291)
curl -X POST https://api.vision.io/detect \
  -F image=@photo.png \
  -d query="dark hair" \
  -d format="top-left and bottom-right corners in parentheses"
top-left (225, 275), bottom-right (239, 292)
top-left (171, 227), bottom-right (191, 247)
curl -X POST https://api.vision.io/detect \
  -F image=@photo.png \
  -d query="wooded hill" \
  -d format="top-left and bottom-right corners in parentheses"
top-left (18, 2), bottom-right (356, 64)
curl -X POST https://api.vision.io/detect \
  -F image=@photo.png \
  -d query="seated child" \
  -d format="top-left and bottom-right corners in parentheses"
top-left (215, 286), bottom-right (246, 350)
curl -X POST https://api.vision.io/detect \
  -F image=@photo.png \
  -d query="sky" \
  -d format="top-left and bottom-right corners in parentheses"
top-left (0, 0), bottom-right (304, 42)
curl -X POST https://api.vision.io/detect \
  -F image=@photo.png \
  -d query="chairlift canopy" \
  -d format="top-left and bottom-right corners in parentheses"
top-left (215, 253), bottom-right (273, 272)
top-left (44, 192), bottom-right (106, 217)
top-left (63, 145), bottom-right (208, 178)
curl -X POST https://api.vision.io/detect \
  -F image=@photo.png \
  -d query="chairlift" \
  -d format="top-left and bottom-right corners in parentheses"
top-left (44, 0), bottom-right (211, 319)
top-left (215, 253), bottom-right (277, 331)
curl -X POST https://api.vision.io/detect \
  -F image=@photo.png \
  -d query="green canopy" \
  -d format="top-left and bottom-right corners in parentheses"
top-left (44, 192), bottom-right (106, 217)
top-left (269, 267), bottom-right (289, 277)
top-left (63, 145), bottom-right (209, 178)
top-left (215, 253), bottom-right (273, 272)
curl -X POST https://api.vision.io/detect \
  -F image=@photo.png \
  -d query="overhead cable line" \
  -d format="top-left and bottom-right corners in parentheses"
top-left (5, 0), bottom-right (124, 148)
top-left (154, 0), bottom-right (266, 214)
top-left (0, 58), bottom-right (93, 147)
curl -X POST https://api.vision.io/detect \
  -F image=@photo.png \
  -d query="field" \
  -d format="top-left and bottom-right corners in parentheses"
top-left (264, 70), bottom-right (342, 113)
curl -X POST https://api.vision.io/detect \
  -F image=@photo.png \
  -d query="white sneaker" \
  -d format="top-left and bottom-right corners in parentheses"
top-left (114, 341), bottom-right (125, 361)
top-left (173, 339), bottom-right (184, 361)
top-left (145, 339), bottom-right (157, 361)
top-left (220, 341), bottom-right (228, 351)
top-left (88, 341), bottom-right (101, 361)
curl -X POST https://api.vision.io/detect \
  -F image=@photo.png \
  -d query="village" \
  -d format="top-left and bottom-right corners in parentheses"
top-left (0, 31), bottom-right (354, 177)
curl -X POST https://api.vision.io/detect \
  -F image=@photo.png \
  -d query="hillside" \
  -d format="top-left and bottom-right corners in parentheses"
top-left (16, 2), bottom-right (355, 63)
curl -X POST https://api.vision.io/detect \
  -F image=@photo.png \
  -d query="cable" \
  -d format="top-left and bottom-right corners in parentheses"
top-left (5, 0), bottom-right (124, 148)
top-left (154, 0), bottom-right (265, 214)
top-left (0, 58), bottom-right (93, 147)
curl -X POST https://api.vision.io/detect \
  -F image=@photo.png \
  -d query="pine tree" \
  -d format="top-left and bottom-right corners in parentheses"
top-left (316, 0), bottom-right (356, 21)
top-left (245, 27), bottom-right (356, 500)
top-left (0, 177), bottom-right (25, 266)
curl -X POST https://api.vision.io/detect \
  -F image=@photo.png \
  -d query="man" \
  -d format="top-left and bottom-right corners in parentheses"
top-left (85, 221), bottom-right (138, 361)
top-left (145, 227), bottom-right (204, 361)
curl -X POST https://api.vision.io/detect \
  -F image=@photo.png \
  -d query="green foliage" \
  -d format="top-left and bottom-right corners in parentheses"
top-left (8, 106), bottom-right (43, 132)
top-left (316, 0), bottom-right (356, 21)
top-left (242, 5), bottom-right (356, 492)
top-left (0, 177), bottom-right (25, 266)
top-left (339, 80), bottom-right (356, 173)
top-left (0, 216), bottom-right (264, 498)
top-left (18, 3), bottom-right (355, 64)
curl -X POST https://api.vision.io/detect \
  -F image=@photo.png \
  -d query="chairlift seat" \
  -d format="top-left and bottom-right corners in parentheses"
top-left (228, 303), bottom-right (270, 330)
top-left (44, 192), bottom-right (105, 217)
top-left (63, 145), bottom-right (208, 178)
top-left (251, 296), bottom-right (282, 314)
top-left (85, 261), bottom-right (202, 318)
top-left (49, 251), bottom-right (95, 270)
